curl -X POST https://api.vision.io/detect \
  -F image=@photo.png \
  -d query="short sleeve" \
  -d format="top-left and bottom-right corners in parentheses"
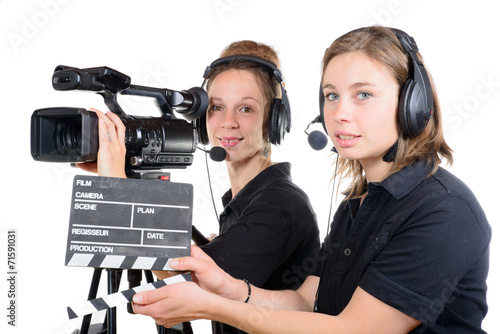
top-left (359, 193), bottom-right (490, 326)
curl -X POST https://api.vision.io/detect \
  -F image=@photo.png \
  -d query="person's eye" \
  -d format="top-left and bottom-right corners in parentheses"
top-left (325, 93), bottom-right (340, 101)
top-left (356, 91), bottom-right (372, 100)
top-left (209, 105), bottom-right (223, 112)
top-left (240, 106), bottom-right (252, 113)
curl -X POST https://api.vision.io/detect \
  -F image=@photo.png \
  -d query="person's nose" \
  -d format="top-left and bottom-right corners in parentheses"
top-left (221, 110), bottom-right (238, 129)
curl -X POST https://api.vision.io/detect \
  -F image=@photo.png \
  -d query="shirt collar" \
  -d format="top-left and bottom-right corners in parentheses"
top-left (378, 160), bottom-right (433, 200)
top-left (221, 162), bottom-right (292, 214)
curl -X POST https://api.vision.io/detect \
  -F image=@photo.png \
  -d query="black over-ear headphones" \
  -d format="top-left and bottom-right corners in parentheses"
top-left (318, 27), bottom-right (433, 138)
top-left (195, 55), bottom-right (291, 145)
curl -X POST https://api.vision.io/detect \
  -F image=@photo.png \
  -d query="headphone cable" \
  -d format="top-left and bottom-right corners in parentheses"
top-left (204, 145), bottom-right (220, 223)
top-left (314, 153), bottom-right (339, 312)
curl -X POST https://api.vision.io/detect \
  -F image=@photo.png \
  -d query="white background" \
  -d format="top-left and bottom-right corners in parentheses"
top-left (1, 0), bottom-right (498, 333)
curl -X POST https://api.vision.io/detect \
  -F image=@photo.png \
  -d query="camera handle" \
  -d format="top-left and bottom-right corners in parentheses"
top-left (121, 85), bottom-right (175, 118)
top-left (99, 84), bottom-right (206, 122)
top-left (99, 85), bottom-right (185, 119)
top-left (99, 91), bottom-right (126, 115)
top-left (52, 65), bottom-right (208, 122)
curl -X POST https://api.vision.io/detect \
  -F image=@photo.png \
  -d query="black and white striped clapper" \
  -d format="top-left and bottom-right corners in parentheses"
top-left (67, 273), bottom-right (191, 319)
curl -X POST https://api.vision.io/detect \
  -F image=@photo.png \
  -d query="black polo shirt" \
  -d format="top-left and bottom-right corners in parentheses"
top-left (202, 162), bottom-right (320, 288)
top-left (202, 162), bottom-right (320, 334)
top-left (313, 160), bottom-right (491, 333)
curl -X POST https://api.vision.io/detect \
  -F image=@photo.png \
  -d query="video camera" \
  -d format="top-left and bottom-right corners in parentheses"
top-left (30, 65), bottom-right (209, 175)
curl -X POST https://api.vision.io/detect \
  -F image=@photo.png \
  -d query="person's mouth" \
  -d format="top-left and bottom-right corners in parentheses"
top-left (219, 137), bottom-right (242, 148)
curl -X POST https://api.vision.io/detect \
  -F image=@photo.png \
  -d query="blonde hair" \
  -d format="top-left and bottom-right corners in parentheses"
top-left (322, 26), bottom-right (453, 199)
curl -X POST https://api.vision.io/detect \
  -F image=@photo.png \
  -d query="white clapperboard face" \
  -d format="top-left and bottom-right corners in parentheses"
top-left (65, 175), bottom-right (193, 270)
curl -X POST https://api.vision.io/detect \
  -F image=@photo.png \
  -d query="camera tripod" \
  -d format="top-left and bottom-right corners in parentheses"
top-left (74, 267), bottom-right (192, 334)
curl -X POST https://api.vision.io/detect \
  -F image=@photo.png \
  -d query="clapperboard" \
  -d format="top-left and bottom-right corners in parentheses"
top-left (67, 273), bottom-right (192, 319)
top-left (65, 175), bottom-right (193, 270)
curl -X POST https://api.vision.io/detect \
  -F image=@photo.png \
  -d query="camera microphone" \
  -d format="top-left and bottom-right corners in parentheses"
top-left (198, 146), bottom-right (227, 162)
top-left (304, 115), bottom-right (328, 150)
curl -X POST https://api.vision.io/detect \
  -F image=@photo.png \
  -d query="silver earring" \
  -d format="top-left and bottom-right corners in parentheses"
top-left (262, 142), bottom-right (270, 157)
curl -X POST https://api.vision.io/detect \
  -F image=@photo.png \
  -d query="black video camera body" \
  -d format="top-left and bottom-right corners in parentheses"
top-left (31, 66), bottom-right (209, 174)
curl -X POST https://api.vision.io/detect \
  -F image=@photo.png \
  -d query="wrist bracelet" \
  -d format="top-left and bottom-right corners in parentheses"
top-left (243, 279), bottom-right (251, 303)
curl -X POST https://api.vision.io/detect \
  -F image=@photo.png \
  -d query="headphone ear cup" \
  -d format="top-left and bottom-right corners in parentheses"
top-left (195, 114), bottom-right (209, 145)
top-left (398, 79), bottom-right (412, 137)
top-left (398, 78), bottom-right (431, 137)
top-left (268, 98), bottom-right (281, 145)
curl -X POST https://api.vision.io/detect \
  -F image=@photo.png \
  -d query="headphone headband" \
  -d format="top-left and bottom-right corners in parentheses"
top-left (203, 55), bottom-right (284, 83)
top-left (391, 28), bottom-right (419, 54)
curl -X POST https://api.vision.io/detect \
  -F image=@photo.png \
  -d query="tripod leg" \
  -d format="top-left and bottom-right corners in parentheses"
top-left (106, 269), bottom-right (121, 334)
top-left (80, 268), bottom-right (103, 334)
top-left (182, 321), bottom-right (193, 334)
top-left (127, 270), bottom-right (156, 314)
top-left (145, 270), bottom-right (154, 283)
top-left (158, 324), bottom-right (167, 334)
top-left (127, 270), bottom-right (142, 314)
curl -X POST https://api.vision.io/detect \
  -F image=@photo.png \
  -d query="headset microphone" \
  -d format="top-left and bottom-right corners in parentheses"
top-left (197, 146), bottom-right (227, 162)
top-left (304, 115), bottom-right (328, 150)
top-left (308, 131), bottom-right (328, 150)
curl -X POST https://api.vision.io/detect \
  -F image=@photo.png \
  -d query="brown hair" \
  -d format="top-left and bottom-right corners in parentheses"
top-left (322, 26), bottom-right (453, 199)
top-left (205, 40), bottom-right (282, 142)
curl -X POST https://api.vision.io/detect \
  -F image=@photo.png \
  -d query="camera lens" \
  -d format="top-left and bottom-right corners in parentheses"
top-left (31, 107), bottom-right (99, 162)
top-left (57, 122), bottom-right (82, 150)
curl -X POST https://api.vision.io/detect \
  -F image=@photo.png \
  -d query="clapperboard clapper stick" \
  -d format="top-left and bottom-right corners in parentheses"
top-left (67, 273), bottom-right (191, 319)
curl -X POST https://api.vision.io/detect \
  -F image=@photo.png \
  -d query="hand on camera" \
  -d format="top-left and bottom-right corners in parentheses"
top-left (77, 108), bottom-right (127, 178)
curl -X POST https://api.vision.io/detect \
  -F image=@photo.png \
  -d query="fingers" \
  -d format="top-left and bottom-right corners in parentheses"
top-left (89, 108), bottom-right (127, 178)
top-left (168, 247), bottom-right (215, 272)
top-left (152, 269), bottom-right (178, 280)
top-left (132, 284), bottom-right (167, 305)
top-left (92, 108), bottom-right (124, 146)
top-left (76, 162), bottom-right (98, 174)
top-left (104, 109), bottom-right (126, 141)
top-left (131, 298), bottom-right (170, 325)
top-left (168, 256), bottom-right (201, 272)
top-left (131, 282), bottom-right (206, 328)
